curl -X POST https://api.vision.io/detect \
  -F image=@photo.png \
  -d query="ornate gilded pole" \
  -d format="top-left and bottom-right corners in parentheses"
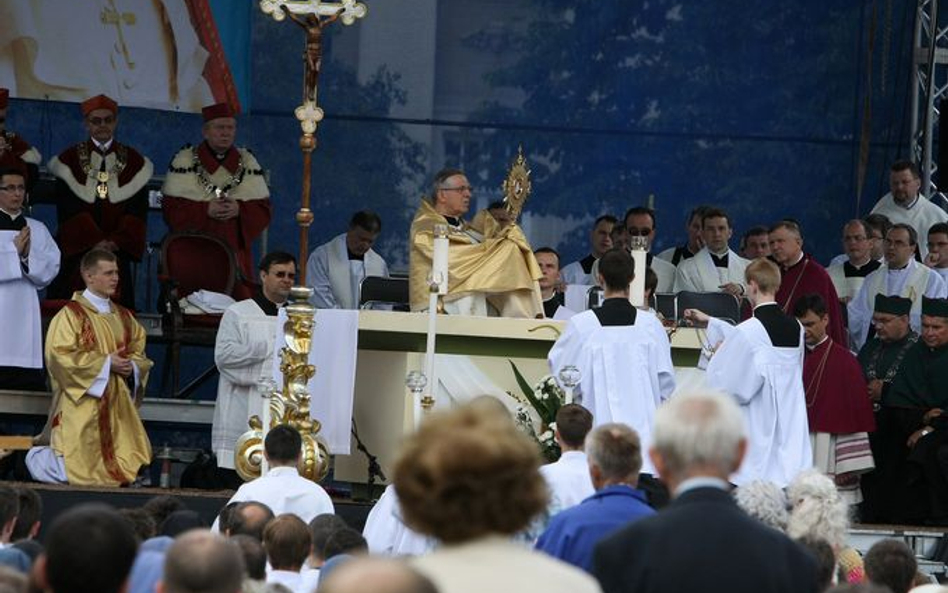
top-left (259, 0), bottom-right (368, 283)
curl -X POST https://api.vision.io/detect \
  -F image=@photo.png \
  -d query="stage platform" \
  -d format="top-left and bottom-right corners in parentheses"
top-left (10, 481), bottom-right (373, 541)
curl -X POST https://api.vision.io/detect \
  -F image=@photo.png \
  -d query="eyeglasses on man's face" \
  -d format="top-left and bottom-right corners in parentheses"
top-left (0, 184), bottom-right (26, 194)
top-left (440, 185), bottom-right (472, 193)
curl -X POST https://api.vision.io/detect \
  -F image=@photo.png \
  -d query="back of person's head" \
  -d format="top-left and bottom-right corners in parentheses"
top-left (796, 536), bottom-right (837, 593)
top-left (585, 423), bottom-right (643, 484)
top-left (229, 535), bottom-right (266, 581)
top-left (119, 507), bottom-right (158, 542)
top-left (160, 511), bottom-right (206, 538)
top-left (159, 530), bottom-right (245, 593)
top-left (554, 404), bottom-right (593, 449)
top-left (597, 248), bottom-right (635, 291)
top-left (264, 425), bottom-right (302, 465)
top-left (143, 495), bottom-right (187, 530)
top-left (322, 528), bottom-right (368, 561)
top-left (786, 469), bottom-right (849, 551)
top-left (262, 515), bottom-right (311, 571)
top-left (745, 257), bottom-right (782, 294)
top-left (733, 480), bottom-right (789, 532)
top-left (318, 557), bottom-right (439, 593)
top-left (309, 514), bottom-right (349, 563)
top-left (41, 504), bottom-right (137, 593)
top-left (651, 392), bottom-right (746, 481)
top-left (864, 539), bottom-right (918, 593)
top-left (0, 486), bottom-right (17, 542)
top-left (393, 402), bottom-right (547, 543)
top-left (217, 502), bottom-right (241, 535)
top-left (865, 213), bottom-right (892, 239)
top-left (10, 487), bottom-right (40, 542)
top-left (229, 502), bottom-right (274, 541)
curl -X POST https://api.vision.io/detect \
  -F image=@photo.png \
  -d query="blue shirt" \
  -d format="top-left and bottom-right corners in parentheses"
top-left (535, 484), bottom-right (655, 572)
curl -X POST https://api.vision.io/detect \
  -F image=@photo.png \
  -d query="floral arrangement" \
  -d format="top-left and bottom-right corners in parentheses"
top-left (507, 361), bottom-right (565, 463)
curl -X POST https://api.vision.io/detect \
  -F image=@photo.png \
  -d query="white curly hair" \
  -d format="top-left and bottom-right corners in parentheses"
top-left (785, 469), bottom-right (850, 550)
top-left (734, 480), bottom-right (789, 531)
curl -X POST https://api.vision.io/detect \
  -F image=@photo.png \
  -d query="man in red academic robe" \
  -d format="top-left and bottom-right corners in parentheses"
top-left (46, 95), bottom-right (152, 309)
top-left (0, 88), bottom-right (42, 190)
top-left (793, 293), bottom-right (876, 504)
top-left (769, 220), bottom-right (846, 344)
top-left (161, 103), bottom-right (271, 278)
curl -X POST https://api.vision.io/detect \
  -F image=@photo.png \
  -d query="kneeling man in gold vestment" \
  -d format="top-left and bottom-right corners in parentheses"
top-left (409, 168), bottom-right (543, 318)
top-left (26, 249), bottom-right (153, 486)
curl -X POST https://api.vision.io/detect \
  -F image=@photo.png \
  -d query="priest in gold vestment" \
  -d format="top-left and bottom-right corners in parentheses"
top-left (409, 168), bottom-right (543, 318)
top-left (26, 249), bottom-right (153, 486)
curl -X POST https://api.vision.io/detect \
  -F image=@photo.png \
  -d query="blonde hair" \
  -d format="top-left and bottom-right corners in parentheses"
top-left (745, 258), bottom-right (782, 294)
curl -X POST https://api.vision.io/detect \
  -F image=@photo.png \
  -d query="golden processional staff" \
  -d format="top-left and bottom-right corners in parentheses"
top-left (232, 0), bottom-right (367, 483)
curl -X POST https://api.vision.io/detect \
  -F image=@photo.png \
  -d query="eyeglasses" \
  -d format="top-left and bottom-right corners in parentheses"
top-left (0, 185), bottom-right (26, 193)
top-left (440, 185), bottom-right (472, 193)
top-left (87, 116), bottom-right (115, 126)
top-left (270, 271), bottom-right (296, 279)
top-left (626, 227), bottom-right (652, 237)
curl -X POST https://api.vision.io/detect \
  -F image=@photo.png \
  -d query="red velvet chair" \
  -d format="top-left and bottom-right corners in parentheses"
top-left (158, 231), bottom-right (257, 397)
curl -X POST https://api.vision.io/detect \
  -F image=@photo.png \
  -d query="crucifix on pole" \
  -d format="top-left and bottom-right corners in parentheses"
top-left (259, 0), bottom-right (368, 284)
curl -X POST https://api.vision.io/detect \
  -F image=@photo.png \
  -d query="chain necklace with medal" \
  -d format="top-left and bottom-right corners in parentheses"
top-left (192, 146), bottom-right (245, 199)
top-left (77, 141), bottom-right (127, 200)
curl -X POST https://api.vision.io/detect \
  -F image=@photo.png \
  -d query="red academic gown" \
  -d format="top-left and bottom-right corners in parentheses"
top-left (161, 143), bottom-right (271, 278)
top-left (0, 131), bottom-right (41, 190)
top-left (804, 338), bottom-right (876, 434)
top-left (47, 140), bottom-right (150, 309)
top-left (775, 254), bottom-right (847, 344)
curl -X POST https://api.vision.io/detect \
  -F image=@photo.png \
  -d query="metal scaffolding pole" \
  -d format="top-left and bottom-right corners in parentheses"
top-left (911, 0), bottom-right (948, 208)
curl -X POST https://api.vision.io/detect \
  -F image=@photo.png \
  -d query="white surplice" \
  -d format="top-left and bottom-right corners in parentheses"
top-left (846, 259), bottom-right (947, 350)
top-left (363, 484), bottom-right (436, 557)
top-left (212, 299), bottom-right (280, 469)
top-left (704, 317), bottom-right (812, 487)
top-left (306, 233), bottom-right (389, 310)
top-left (547, 309), bottom-right (675, 475)
top-left (673, 247), bottom-right (749, 293)
top-left (0, 217), bottom-right (60, 368)
top-left (538, 450), bottom-right (595, 515)
top-left (870, 193), bottom-right (948, 259)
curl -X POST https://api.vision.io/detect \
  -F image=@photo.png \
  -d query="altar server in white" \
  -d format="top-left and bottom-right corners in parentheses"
top-left (685, 258), bottom-right (811, 487)
top-left (212, 251), bottom-right (294, 470)
top-left (673, 207), bottom-right (749, 296)
top-left (307, 210), bottom-right (389, 310)
top-left (548, 248), bottom-right (675, 475)
top-left (0, 167), bottom-right (59, 390)
top-left (847, 223), bottom-right (946, 350)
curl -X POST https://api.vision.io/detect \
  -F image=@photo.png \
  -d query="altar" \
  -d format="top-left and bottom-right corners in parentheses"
top-left (333, 311), bottom-right (705, 484)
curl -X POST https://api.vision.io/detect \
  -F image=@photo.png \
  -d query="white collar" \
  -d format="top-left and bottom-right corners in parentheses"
top-left (787, 251), bottom-right (805, 267)
top-left (806, 335), bottom-right (830, 351)
top-left (0, 208), bottom-right (21, 220)
top-left (887, 259), bottom-right (915, 272)
top-left (92, 138), bottom-right (114, 152)
top-left (82, 289), bottom-right (112, 313)
top-left (896, 194), bottom-right (920, 210)
top-left (708, 247), bottom-right (730, 258)
top-left (753, 301), bottom-right (778, 311)
top-left (847, 256), bottom-right (872, 268)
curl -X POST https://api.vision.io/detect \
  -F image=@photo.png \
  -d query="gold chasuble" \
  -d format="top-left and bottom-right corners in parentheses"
top-left (409, 200), bottom-right (543, 317)
top-left (43, 293), bottom-right (153, 486)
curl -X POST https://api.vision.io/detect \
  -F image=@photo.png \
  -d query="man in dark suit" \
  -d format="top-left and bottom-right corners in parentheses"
top-left (591, 392), bottom-right (819, 593)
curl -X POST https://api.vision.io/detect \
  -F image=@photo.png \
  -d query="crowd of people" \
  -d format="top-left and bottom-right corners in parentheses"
top-left (0, 399), bottom-right (941, 593)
